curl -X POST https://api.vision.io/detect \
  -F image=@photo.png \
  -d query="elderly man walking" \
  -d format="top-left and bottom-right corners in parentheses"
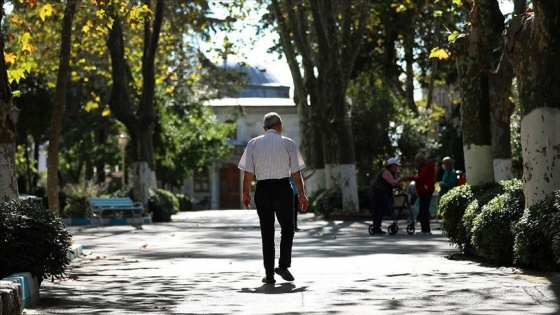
top-left (238, 112), bottom-right (308, 284)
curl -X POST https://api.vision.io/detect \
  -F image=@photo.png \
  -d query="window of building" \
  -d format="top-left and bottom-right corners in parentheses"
top-left (194, 169), bottom-right (210, 192)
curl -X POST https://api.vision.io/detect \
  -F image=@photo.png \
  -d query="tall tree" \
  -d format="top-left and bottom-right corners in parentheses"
top-left (47, 0), bottom-right (78, 214)
top-left (270, 0), bottom-right (369, 212)
top-left (507, 1), bottom-right (560, 207)
top-left (489, 0), bottom-right (526, 181)
top-left (451, 0), bottom-right (503, 185)
top-left (0, 0), bottom-right (17, 202)
top-left (106, 0), bottom-right (164, 206)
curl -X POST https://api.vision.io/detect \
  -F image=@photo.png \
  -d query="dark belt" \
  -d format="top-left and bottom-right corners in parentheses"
top-left (257, 177), bottom-right (290, 184)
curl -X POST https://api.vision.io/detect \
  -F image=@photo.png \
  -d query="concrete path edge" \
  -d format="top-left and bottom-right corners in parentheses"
top-left (0, 244), bottom-right (83, 315)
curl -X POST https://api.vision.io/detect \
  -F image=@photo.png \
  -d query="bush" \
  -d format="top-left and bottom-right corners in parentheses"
top-left (513, 192), bottom-right (560, 270)
top-left (177, 194), bottom-right (196, 212)
top-left (306, 188), bottom-right (325, 214)
top-left (62, 181), bottom-right (105, 218)
top-left (0, 200), bottom-right (72, 283)
top-left (312, 189), bottom-right (343, 217)
top-left (438, 184), bottom-right (474, 249)
top-left (439, 182), bottom-right (503, 250)
top-left (462, 182), bottom-right (505, 252)
top-left (471, 179), bottom-right (524, 265)
top-left (149, 189), bottom-right (179, 222)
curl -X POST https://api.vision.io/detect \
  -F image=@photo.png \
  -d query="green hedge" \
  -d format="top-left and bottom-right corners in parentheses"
top-left (438, 181), bottom-right (503, 250)
top-left (0, 200), bottom-right (72, 283)
top-left (471, 179), bottom-right (524, 265)
top-left (149, 189), bottom-right (179, 222)
top-left (513, 192), bottom-right (560, 270)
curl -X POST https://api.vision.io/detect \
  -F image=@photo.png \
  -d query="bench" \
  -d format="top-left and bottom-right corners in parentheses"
top-left (88, 197), bottom-right (144, 227)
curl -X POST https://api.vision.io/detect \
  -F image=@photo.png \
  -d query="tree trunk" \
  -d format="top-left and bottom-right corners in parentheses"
top-left (489, 40), bottom-right (514, 181)
top-left (452, 0), bottom-right (503, 186)
top-left (46, 0), bottom-right (77, 214)
top-left (107, 1), bottom-right (164, 207)
top-left (506, 2), bottom-right (560, 207)
top-left (0, 0), bottom-right (18, 202)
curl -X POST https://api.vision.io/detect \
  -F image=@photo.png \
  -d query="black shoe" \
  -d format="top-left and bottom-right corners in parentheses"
top-left (274, 267), bottom-right (295, 281)
top-left (374, 228), bottom-right (387, 235)
top-left (262, 275), bottom-right (276, 284)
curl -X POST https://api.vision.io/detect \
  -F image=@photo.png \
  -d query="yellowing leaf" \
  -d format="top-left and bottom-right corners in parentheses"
top-left (429, 47), bottom-right (450, 60)
top-left (84, 101), bottom-right (99, 112)
top-left (82, 20), bottom-right (93, 33)
top-left (4, 53), bottom-right (16, 64)
top-left (101, 108), bottom-right (111, 117)
top-left (39, 4), bottom-right (54, 22)
top-left (11, 16), bottom-right (20, 25)
top-left (165, 86), bottom-right (175, 93)
top-left (8, 68), bottom-right (26, 84)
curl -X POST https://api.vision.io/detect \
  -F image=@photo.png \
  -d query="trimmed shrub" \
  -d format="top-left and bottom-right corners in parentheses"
top-left (0, 200), bottom-right (72, 283)
top-left (513, 192), bottom-right (560, 270)
top-left (439, 181), bottom-right (503, 250)
top-left (312, 189), bottom-right (342, 217)
top-left (177, 194), bottom-right (196, 212)
top-left (438, 184), bottom-right (474, 249)
top-left (306, 188), bottom-right (325, 214)
top-left (471, 179), bottom-right (524, 265)
top-left (149, 189), bottom-right (179, 222)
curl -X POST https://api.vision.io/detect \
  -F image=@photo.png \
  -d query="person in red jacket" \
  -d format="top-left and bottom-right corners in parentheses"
top-left (406, 153), bottom-right (436, 234)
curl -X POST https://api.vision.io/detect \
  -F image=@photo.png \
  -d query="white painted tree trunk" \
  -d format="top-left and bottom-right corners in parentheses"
top-left (132, 161), bottom-right (151, 208)
top-left (0, 143), bottom-right (18, 201)
top-left (463, 144), bottom-right (494, 185)
top-left (521, 108), bottom-right (560, 207)
top-left (493, 158), bottom-right (513, 181)
top-left (324, 164), bottom-right (339, 189)
top-left (338, 164), bottom-right (359, 213)
top-left (305, 168), bottom-right (325, 198)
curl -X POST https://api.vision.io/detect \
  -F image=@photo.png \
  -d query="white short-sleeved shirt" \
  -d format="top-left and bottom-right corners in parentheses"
top-left (238, 129), bottom-right (305, 180)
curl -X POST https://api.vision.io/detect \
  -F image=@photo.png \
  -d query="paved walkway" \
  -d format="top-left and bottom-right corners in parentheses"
top-left (25, 210), bottom-right (560, 314)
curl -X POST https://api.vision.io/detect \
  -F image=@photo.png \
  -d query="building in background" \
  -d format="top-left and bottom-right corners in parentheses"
top-left (183, 59), bottom-right (301, 209)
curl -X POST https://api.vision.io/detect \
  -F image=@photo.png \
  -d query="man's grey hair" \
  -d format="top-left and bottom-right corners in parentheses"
top-left (263, 112), bottom-right (282, 129)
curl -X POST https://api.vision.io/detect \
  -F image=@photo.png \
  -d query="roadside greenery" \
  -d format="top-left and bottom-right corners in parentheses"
top-left (0, 200), bottom-right (72, 283)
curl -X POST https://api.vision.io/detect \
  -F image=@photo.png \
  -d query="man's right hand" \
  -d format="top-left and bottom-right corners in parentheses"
top-left (299, 194), bottom-right (309, 213)
top-left (242, 193), bottom-right (251, 210)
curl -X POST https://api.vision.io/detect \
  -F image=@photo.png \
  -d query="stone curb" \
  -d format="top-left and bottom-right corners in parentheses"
top-left (62, 216), bottom-right (152, 226)
top-left (0, 244), bottom-right (83, 315)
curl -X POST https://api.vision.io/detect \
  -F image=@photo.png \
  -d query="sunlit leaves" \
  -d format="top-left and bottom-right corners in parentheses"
top-left (448, 30), bottom-right (460, 42)
top-left (429, 47), bottom-right (450, 60)
top-left (4, 53), bottom-right (16, 64)
top-left (38, 3), bottom-right (54, 21)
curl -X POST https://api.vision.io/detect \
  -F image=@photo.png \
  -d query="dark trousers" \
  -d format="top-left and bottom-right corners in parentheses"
top-left (254, 178), bottom-right (294, 276)
top-left (418, 193), bottom-right (433, 232)
top-left (370, 194), bottom-right (391, 228)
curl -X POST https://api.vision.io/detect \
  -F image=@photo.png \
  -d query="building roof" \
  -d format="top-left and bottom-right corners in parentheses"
top-left (218, 58), bottom-right (290, 98)
top-left (206, 97), bottom-right (295, 107)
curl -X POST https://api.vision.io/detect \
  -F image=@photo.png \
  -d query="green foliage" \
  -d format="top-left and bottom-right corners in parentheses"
top-left (438, 184), bottom-right (474, 249)
top-left (471, 179), bottom-right (524, 265)
top-left (62, 181), bottom-right (105, 218)
top-left (0, 200), bottom-right (72, 282)
top-left (177, 194), bottom-right (196, 212)
top-left (306, 188), bottom-right (326, 214)
top-left (312, 189), bottom-right (343, 218)
top-left (439, 181), bottom-right (503, 250)
top-left (311, 187), bottom-right (371, 216)
top-left (462, 182), bottom-right (504, 250)
top-left (148, 189), bottom-right (179, 222)
top-left (513, 192), bottom-right (560, 270)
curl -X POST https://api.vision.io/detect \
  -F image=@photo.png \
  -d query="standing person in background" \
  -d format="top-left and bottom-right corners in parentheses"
top-left (406, 153), bottom-right (436, 235)
top-left (289, 176), bottom-right (301, 231)
top-left (369, 158), bottom-right (402, 235)
top-left (438, 157), bottom-right (457, 198)
top-left (238, 112), bottom-right (308, 284)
